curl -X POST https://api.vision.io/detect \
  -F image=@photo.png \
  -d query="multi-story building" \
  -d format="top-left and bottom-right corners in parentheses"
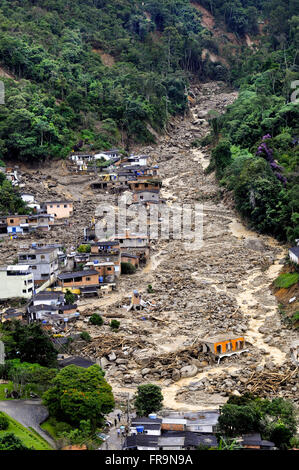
top-left (0, 265), bottom-right (34, 300)
top-left (18, 247), bottom-right (59, 285)
top-left (41, 201), bottom-right (73, 219)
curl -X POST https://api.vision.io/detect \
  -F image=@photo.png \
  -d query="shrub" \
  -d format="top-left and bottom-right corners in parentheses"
top-left (80, 332), bottom-right (91, 342)
top-left (64, 289), bottom-right (75, 305)
top-left (110, 320), bottom-right (120, 331)
top-left (77, 244), bottom-right (91, 253)
top-left (121, 262), bottom-right (136, 274)
top-left (0, 412), bottom-right (9, 430)
top-left (89, 313), bottom-right (103, 326)
top-left (147, 284), bottom-right (154, 293)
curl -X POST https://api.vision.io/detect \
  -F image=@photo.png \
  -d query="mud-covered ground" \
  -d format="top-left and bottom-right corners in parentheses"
top-left (2, 81), bottom-right (298, 410)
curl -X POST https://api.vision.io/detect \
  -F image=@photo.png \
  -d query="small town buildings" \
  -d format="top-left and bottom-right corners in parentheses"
top-left (20, 193), bottom-right (34, 204)
top-left (123, 431), bottom-right (217, 450)
top-left (0, 265), bottom-right (34, 300)
top-left (28, 214), bottom-right (54, 231)
top-left (240, 433), bottom-right (275, 450)
top-left (128, 179), bottom-right (162, 192)
top-left (31, 290), bottom-right (64, 307)
top-left (0, 216), bottom-right (7, 234)
top-left (20, 193), bottom-right (40, 211)
top-left (199, 334), bottom-right (248, 362)
top-left (124, 413), bottom-right (219, 450)
top-left (132, 189), bottom-right (160, 204)
top-left (84, 261), bottom-right (115, 283)
top-left (89, 241), bottom-right (121, 276)
top-left (161, 411), bottom-right (220, 434)
top-left (130, 417), bottom-right (162, 436)
top-left (289, 246), bottom-right (299, 264)
top-left (112, 230), bottom-right (150, 263)
top-left (27, 303), bottom-right (59, 321)
top-left (18, 247), bottom-right (59, 285)
top-left (1, 309), bottom-right (24, 323)
top-left (41, 201), bottom-right (73, 219)
top-left (122, 154), bottom-right (150, 167)
top-left (7, 215), bottom-right (29, 234)
top-left (57, 270), bottom-right (99, 291)
top-left (121, 252), bottom-right (139, 268)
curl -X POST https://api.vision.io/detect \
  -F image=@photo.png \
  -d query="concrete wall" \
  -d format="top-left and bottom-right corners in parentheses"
top-left (0, 270), bottom-right (34, 299)
top-left (45, 203), bottom-right (73, 219)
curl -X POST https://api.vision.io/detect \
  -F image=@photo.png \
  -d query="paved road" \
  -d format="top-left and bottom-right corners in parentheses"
top-left (102, 408), bottom-right (135, 450)
top-left (0, 399), bottom-right (56, 449)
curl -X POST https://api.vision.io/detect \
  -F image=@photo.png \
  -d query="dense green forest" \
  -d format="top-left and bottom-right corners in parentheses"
top-left (0, 0), bottom-right (224, 161)
top-left (204, 0), bottom-right (299, 242)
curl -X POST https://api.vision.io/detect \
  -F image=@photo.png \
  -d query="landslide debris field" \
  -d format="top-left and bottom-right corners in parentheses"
top-left (3, 81), bottom-right (298, 410)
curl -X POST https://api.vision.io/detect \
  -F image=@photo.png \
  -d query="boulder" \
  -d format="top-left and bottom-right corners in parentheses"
top-left (180, 365), bottom-right (198, 378)
top-left (108, 351), bottom-right (116, 361)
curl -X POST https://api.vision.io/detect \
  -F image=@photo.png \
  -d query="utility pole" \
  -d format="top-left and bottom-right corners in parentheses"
top-left (127, 392), bottom-right (130, 425)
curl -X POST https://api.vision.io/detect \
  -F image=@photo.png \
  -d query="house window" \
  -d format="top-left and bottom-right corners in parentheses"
top-left (57, 205), bottom-right (60, 208)
top-left (22, 289), bottom-right (27, 293)
top-left (85, 277), bottom-right (91, 281)
top-left (31, 266), bottom-right (37, 270)
top-left (64, 204), bottom-right (67, 208)
top-left (41, 255), bottom-right (45, 260)
top-left (10, 219), bottom-right (14, 224)
top-left (50, 205), bottom-right (53, 208)
top-left (107, 267), bottom-right (112, 271)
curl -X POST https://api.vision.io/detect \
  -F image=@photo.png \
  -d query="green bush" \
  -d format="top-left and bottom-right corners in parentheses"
top-left (77, 244), bottom-right (91, 253)
top-left (110, 320), bottom-right (120, 331)
top-left (0, 412), bottom-right (9, 430)
top-left (80, 332), bottom-right (91, 342)
top-left (121, 262), bottom-right (136, 274)
top-left (89, 313), bottom-right (103, 326)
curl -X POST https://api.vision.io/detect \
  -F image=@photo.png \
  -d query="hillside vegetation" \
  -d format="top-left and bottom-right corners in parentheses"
top-left (0, 0), bottom-right (225, 161)
top-left (204, 0), bottom-right (299, 242)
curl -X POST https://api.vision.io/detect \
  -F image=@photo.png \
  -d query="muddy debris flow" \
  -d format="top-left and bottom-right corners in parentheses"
top-left (5, 81), bottom-right (298, 410)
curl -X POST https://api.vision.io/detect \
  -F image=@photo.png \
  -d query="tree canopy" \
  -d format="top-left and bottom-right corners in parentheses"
top-left (42, 364), bottom-right (115, 428)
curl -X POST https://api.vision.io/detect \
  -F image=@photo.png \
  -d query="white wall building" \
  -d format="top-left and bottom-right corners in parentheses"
top-left (0, 265), bottom-right (34, 300)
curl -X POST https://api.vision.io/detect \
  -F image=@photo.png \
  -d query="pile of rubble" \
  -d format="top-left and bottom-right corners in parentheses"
top-left (176, 362), bottom-right (299, 405)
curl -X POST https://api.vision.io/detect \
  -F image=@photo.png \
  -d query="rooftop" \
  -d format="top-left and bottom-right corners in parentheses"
top-left (58, 270), bottom-right (98, 280)
top-left (58, 356), bottom-right (96, 368)
top-left (289, 246), bottom-right (299, 257)
top-left (199, 334), bottom-right (244, 343)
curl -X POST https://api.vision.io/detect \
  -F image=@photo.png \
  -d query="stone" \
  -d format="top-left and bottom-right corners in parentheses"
top-left (180, 365), bottom-right (198, 378)
top-left (172, 369), bottom-right (181, 381)
top-left (116, 358), bottom-right (128, 365)
top-left (100, 357), bottom-right (110, 368)
top-left (108, 351), bottom-right (116, 361)
top-left (141, 368), bottom-right (151, 376)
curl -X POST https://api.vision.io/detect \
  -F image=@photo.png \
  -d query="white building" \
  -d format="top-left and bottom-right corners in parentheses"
top-left (0, 265), bottom-right (34, 300)
top-left (289, 246), bottom-right (299, 264)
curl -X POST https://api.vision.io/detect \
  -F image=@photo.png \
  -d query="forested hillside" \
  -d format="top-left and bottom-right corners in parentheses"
top-left (204, 0), bottom-right (299, 242)
top-left (0, 0), bottom-right (225, 161)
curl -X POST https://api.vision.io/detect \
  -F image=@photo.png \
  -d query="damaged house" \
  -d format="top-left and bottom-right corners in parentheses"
top-left (198, 334), bottom-right (248, 363)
